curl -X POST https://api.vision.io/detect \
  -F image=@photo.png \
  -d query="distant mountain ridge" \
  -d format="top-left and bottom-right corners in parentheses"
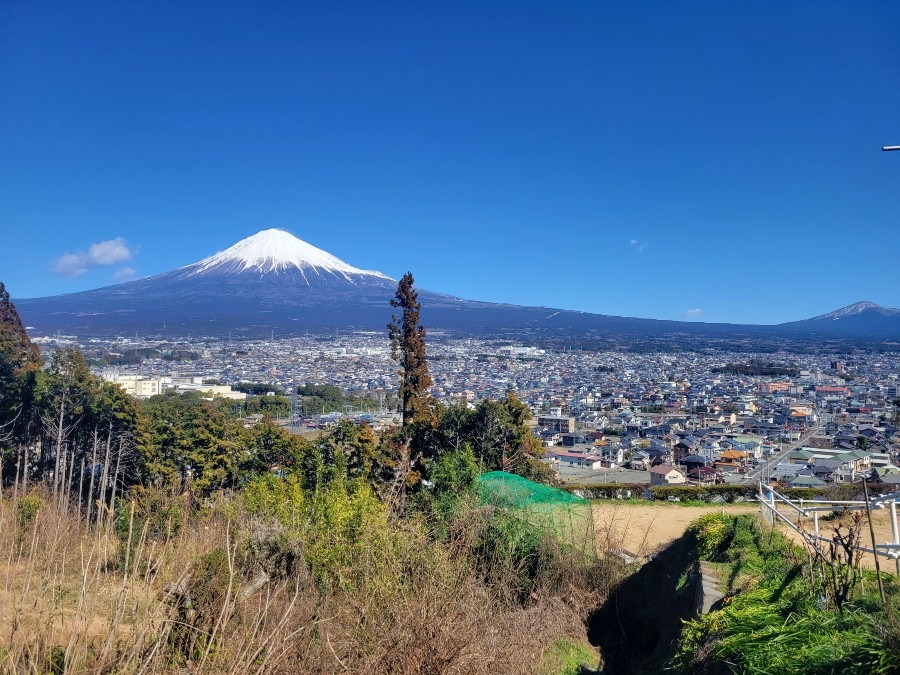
top-left (779, 301), bottom-right (900, 338)
top-left (11, 230), bottom-right (900, 341)
top-left (809, 301), bottom-right (900, 321)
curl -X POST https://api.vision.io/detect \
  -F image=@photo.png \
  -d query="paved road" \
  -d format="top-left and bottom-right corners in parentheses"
top-left (744, 420), bottom-right (824, 482)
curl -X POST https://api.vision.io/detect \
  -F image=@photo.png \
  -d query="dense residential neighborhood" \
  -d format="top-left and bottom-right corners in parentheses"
top-left (43, 330), bottom-right (899, 490)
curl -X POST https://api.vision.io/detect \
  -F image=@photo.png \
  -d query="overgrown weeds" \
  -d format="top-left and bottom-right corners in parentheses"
top-left (0, 480), bottom-right (610, 673)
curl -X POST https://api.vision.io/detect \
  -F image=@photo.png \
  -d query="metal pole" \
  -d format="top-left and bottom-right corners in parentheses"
top-left (891, 500), bottom-right (900, 576)
top-left (861, 478), bottom-right (886, 606)
top-left (765, 486), bottom-right (776, 526)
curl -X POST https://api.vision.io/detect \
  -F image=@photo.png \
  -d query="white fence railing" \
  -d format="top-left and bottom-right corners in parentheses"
top-left (757, 482), bottom-right (900, 574)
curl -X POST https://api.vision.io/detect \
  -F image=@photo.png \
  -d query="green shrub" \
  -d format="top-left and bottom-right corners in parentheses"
top-left (567, 483), bottom-right (760, 503)
top-left (305, 479), bottom-right (389, 587)
top-left (686, 513), bottom-right (730, 559)
top-left (540, 638), bottom-right (599, 675)
top-left (168, 547), bottom-right (234, 662)
top-left (779, 483), bottom-right (896, 501)
top-left (191, 547), bottom-right (233, 613)
top-left (47, 645), bottom-right (66, 675)
top-left (566, 483), bottom-right (647, 499)
top-left (472, 508), bottom-right (549, 601)
top-left (115, 486), bottom-right (187, 544)
top-left (114, 486), bottom-right (188, 572)
top-left (650, 484), bottom-right (756, 502)
top-left (16, 493), bottom-right (44, 533)
top-left (242, 472), bottom-right (305, 526)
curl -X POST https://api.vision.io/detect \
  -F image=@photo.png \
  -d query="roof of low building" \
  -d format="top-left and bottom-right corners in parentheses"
top-left (720, 449), bottom-right (747, 459)
top-left (789, 475), bottom-right (826, 487)
top-left (649, 463), bottom-right (683, 475)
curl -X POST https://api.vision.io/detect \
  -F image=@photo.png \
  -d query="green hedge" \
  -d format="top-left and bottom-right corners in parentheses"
top-left (779, 482), bottom-right (897, 501)
top-left (565, 481), bottom-right (897, 503)
top-left (565, 483), bottom-right (648, 500)
top-left (648, 484), bottom-right (757, 502)
top-left (564, 483), bottom-right (758, 502)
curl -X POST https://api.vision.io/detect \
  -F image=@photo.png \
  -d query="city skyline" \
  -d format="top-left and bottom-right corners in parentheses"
top-left (2, 2), bottom-right (900, 324)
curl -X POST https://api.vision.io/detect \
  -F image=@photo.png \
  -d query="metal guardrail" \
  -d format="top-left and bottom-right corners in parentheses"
top-left (757, 481), bottom-right (900, 573)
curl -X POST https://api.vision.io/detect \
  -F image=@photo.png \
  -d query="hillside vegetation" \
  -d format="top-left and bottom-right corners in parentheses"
top-left (0, 475), bottom-right (617, 673)
top-left (0, 280), bottom-right (616, 672)
top-left (674, 514), bottom-right (900, 674)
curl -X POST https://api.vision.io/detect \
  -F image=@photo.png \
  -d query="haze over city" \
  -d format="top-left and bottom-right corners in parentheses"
top-left (3, 2), bottom-right (900, 324)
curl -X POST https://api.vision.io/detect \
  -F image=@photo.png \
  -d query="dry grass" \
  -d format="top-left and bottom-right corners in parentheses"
top-left (591, 502), bottom-right (759, 557)
top-left (0, 492), bottom-right (599, 674)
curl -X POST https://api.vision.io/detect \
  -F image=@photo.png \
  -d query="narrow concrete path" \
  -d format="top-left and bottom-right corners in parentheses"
top-left (696, 562), bottom-right (724, 615)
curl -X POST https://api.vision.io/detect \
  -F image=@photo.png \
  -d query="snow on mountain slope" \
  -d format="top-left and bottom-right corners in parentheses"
top-left (810, 301), bottom-right (900, 321)
top-left (182, 229), bottom-right (391, 282)
top-left (14, 229), bottom-right (900, 340)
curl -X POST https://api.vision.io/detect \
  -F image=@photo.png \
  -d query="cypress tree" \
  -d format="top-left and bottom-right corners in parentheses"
top-left (0, 282), bottom-right (42, 430)
top-left (0, 282), bottom-right (41, 380)
top-left (0, 282), bottom-right (42, 493)
top-left (387, 272), bottom-right (432, 428)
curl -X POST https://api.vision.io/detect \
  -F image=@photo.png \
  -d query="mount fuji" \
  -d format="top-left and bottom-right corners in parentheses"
top-left (14, 229), bottom-right (615, 337)
top-left (13, 229), bottom-right (900, 341)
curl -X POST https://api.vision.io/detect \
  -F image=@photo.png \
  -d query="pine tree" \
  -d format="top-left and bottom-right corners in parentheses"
top-left (0, 282), bottom-right (43, 492)
top-left (387, 272), bottom-right (432, 428)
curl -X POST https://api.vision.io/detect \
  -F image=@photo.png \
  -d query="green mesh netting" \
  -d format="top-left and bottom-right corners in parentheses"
top-left (477, 471), bottom-right (594, 551)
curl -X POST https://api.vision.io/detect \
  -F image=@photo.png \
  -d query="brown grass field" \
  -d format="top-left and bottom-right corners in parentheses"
top-left (592, 499), bottom-right (900, 572)
top-left (592, 502), bottom-right (758, 556)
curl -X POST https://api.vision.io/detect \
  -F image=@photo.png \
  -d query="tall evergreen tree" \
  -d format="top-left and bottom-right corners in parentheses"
top-left (0, 282), bottom-right (42, 427)
top-left (140, 392), bottom-right (240, 498)
top-left (387, 272), bottom-right (432, 428)
top-left (0, 282), bottom-right (43, 492)
top-left (0, 282), bottom-right (41, 368)
top-left (41, 347), bottom-right (96, 502)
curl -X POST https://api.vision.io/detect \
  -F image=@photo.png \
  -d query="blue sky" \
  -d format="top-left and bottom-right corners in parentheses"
top-left (2, 1), bottom-right (899, 325)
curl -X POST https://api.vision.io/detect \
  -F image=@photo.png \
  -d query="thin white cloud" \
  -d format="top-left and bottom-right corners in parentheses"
top-left (113, 266), bottom-right (137, 281)
top-left (629, 239), bottom-right (647, 253)
top-left (51, 253), bottom-right (89, 278)
top-left (685, 308), bottom-right (702, 317)
top-left (52, 237), bottom-right (135, 278)
top-left (89, 238), bottom-right (132, 265)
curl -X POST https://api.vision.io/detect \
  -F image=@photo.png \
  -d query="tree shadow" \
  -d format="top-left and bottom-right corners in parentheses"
top-left (586, 532), bottom-right (699, 674)
top-left (769, 564), bottom-right (803, 603)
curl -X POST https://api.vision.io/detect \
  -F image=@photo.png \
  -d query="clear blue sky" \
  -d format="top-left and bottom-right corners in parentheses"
top-left (2, 1), bottom-right (899, 325)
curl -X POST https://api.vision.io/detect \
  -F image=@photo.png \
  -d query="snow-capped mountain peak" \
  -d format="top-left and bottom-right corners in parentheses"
top-left (185, 229), bottom-right (390, 282)
top-left (813, 301), bottom-right (883, 320)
